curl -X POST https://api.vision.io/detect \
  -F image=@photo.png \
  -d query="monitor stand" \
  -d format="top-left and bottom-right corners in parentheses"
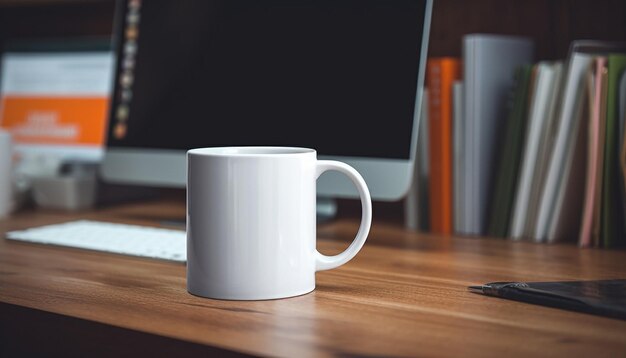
top-left (316, 196), bottom-right (338, 223)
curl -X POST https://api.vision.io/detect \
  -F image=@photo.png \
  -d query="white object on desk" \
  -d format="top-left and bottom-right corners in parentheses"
top-left (31, 175), bottom-right (97, 211)
top-left (6, 220), bottom-right (186, 262)
top-left (187, 147), bottom-right (372, 300)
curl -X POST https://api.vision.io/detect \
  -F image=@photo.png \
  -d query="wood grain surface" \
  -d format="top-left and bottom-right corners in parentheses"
top-left (1, 197), bottom-right (626, 357)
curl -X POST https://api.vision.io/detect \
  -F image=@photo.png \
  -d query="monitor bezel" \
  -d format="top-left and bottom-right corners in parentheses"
top-left (101, 0), bottom-right (432, 201)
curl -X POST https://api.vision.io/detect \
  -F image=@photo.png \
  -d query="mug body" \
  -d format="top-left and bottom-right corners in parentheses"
top-left (187, 147), bottom-right (317, 300)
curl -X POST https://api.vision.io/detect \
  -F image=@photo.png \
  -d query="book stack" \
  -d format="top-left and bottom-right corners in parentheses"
top-left (420, 35), bottom-right (626, 248)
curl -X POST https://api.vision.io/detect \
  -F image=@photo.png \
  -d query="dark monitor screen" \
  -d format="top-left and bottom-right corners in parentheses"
top-left (107, 0), bottom-right (427, 160)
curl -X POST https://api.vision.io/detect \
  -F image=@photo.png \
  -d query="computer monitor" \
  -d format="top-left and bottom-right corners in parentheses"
top-left (102, 0), bottom-right (432, 201)
top-left (0, 39), bottom-right (114, 163)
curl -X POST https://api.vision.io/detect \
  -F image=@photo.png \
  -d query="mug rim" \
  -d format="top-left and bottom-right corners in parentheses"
top-left (187, 146), bottom-right (316, 157)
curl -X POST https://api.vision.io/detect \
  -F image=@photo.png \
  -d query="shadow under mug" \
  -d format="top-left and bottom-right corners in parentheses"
top-left (187, 146), bottom-right (372, 300)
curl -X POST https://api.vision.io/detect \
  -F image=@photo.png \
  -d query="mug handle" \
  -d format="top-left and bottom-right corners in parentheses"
top-left (315, 160), bottom-right (372, 271)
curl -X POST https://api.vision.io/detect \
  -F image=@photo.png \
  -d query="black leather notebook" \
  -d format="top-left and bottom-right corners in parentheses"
top-left (469, 279), bottom-right (626, 320)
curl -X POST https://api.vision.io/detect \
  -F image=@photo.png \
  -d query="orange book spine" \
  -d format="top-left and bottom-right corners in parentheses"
top-left (427, 58), bottom-right (461, 234)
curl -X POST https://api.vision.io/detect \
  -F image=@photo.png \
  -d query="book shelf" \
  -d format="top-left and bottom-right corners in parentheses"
top-left (429, 0), bottom-right (626, 60)
top-left (422, 1), bottom-right (626, 246)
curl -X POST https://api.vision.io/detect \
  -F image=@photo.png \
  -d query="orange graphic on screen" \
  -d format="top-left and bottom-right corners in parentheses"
top-left (0, 96), bottom-right (109, 147)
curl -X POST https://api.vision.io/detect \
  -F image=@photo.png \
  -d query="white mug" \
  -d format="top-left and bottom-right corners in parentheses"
top-left (187, 147), bottom-right (372, 300)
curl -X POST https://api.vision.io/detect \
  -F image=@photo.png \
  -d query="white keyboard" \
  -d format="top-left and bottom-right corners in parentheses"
top-left (6, 220), bottom-right (186, 262)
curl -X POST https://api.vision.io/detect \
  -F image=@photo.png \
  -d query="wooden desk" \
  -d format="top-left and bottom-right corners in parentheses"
top-left (1, 198), bottom-right (626, 357)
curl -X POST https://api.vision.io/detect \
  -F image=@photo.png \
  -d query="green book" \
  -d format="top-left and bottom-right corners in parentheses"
top-left (602, 54), bottom-right (626, 248)
top-left (487, 65), bottom-right (533, 238)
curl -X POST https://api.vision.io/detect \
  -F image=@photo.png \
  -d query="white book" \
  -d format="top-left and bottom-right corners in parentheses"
top-left (547, 95), bottom-right (588, 243)
top-left (460, 34), bottom-right (534, 235)
top-left (509, 62), bottom-right (560, 239)
top-left (534, 52), bottom-right (593, 242)
top-left (452, 81), bottom-right (464, 233)
top-left (524, 63), bottom-right (564, 239)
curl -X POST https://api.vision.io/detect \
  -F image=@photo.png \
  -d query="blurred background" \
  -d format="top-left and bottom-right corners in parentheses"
top-left (1, 0), bottom-right (625, 247)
